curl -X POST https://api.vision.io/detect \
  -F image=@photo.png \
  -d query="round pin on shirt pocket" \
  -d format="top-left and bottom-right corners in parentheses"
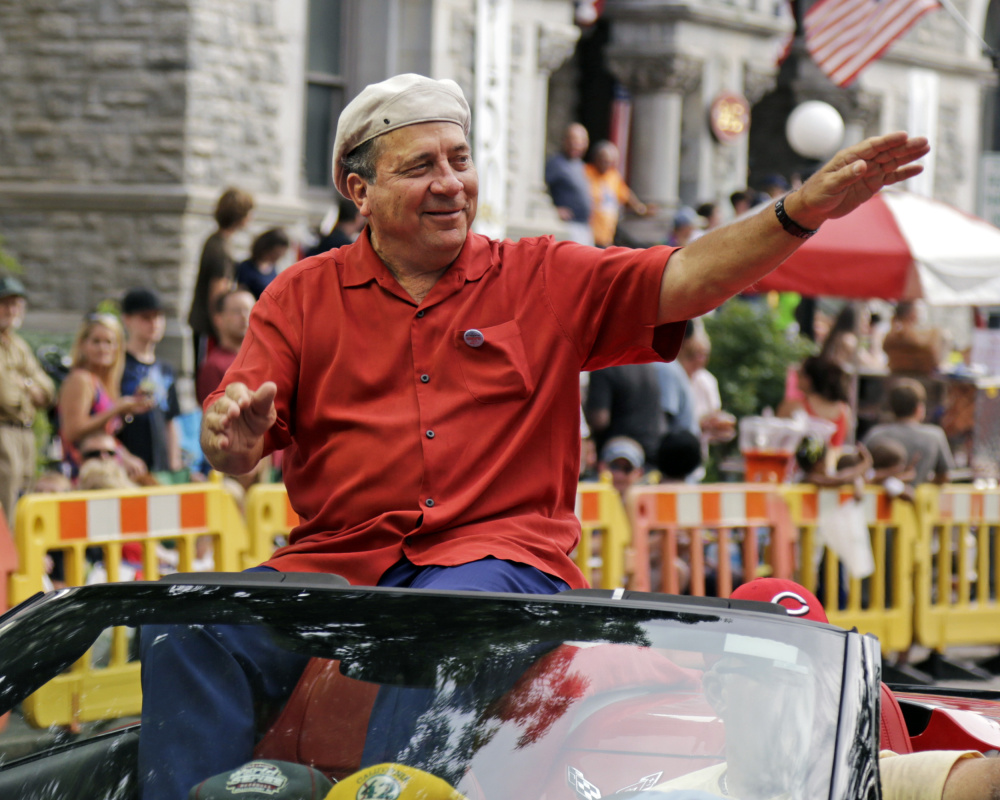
top-left (454, 319), bottom-right (535, 403)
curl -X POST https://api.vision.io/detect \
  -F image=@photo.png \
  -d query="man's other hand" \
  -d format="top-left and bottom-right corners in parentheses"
top-left (201, 381), bottom-right (277, 475)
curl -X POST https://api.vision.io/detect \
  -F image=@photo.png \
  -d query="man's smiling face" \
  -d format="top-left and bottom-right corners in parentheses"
top-left (352, 121), bottom-right (478, 276)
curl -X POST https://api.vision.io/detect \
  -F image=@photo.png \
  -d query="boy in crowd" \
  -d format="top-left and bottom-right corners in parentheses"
top-left (118, 288), bottom-right (182, 476)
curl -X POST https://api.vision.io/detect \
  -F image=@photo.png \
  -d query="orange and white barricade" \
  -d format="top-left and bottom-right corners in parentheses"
top-left (574, 482), bottom-right (632, 589)
top-left (626, 484), bottom-right (793, 596)
top-left (8, 478), bottom-right (248, 729)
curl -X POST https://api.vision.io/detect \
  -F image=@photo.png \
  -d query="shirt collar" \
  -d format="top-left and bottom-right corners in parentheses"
top-left (339, 227), bottom-right (493, 289)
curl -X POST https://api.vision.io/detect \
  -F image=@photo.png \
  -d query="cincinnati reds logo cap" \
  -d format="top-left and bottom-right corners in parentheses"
top-left (730, 578), bottom-right (829, 623)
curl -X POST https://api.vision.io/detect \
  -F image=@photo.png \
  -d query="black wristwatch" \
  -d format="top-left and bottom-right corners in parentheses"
top-left (774, 197), bottom-right (819, 239)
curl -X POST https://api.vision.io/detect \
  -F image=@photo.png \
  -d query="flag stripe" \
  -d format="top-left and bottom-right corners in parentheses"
top-left (803, 0), bottom-right (940, 87)
top-left (827, 4), bottom-right (937, 84)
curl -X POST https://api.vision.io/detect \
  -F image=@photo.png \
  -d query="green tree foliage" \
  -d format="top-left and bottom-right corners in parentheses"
top-left (0, 235), bottom-right (23, 275)
top-left (704, 299), bottom-right (815, 420)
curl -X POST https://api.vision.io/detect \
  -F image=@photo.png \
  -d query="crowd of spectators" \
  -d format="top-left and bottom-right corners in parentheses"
top-left (0, 132), bottom-right (967, 602)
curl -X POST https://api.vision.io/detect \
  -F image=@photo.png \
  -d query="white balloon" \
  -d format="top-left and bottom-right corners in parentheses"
top-left (786, 101), bottom-right (845, 159)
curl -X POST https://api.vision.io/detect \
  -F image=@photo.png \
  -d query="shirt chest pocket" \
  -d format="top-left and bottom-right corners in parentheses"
top-left (453, 320), bottom-right (535, 404)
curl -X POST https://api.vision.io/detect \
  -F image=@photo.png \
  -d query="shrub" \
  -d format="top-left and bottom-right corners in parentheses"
top-left (704, 299), bottom-right (815, 420)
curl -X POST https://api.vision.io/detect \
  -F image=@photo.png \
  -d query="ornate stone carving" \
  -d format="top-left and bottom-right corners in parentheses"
top-left (606, 52), bottom-right (703, 94)
top-left (536, 22), bottom-right (579, 74)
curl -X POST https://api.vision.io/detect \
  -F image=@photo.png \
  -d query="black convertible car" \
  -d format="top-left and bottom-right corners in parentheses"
top-left (0, 572), bottom-right (995, 800)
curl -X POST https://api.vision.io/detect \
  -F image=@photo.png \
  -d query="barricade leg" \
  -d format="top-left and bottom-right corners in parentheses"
top-left (715, 531), bottom-right (731, 597)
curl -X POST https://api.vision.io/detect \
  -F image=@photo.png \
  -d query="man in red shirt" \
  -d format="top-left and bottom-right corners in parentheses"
top-left (141, 73), bottom-right (929, 799)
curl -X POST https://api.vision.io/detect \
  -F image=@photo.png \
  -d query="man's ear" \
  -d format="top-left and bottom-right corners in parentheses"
top-left (345, 175), bottom-right (372, 218)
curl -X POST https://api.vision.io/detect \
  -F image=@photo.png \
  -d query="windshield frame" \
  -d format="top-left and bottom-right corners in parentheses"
top-left (0, 574), bottom-right (882, 800)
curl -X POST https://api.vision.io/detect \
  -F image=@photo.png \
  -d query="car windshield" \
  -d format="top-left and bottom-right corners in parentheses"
top-left (0, 579), bottom-right (869, 800)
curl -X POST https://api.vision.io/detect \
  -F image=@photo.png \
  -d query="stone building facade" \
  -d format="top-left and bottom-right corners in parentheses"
top-left (0, 0), bottom-right (576, 380)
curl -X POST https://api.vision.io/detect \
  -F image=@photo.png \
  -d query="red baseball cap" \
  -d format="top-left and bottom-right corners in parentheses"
top-left (730, 578), bottom-right (828, 623)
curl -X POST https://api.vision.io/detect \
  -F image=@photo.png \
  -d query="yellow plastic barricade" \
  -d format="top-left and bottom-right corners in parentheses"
top-left (779, 484), bottom-right (916, 654)
top-left (243, 482), bottom-right (300, 568)
top-left (10, 478), bottom-right (248, 729)
top-left (243, 482), bottom-right (631, 589)
top-left (0, 504), bottom-right (17, 615)
top-left (574, 482), bottom-right (631, 590)
top-left (914, 484), bottom-right (1000, 652)
top-left (626, 484), bottom-right (791, 596)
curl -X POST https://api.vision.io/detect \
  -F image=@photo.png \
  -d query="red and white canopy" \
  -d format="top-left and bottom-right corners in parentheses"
top-left (750, 189), bottom-right (1000, 305)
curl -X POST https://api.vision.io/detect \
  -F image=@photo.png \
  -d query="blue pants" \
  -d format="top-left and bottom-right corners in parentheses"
top-left (138, 558), bottom-right (568, 800)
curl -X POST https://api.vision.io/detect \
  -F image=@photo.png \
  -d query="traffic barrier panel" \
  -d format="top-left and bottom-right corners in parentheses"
top-left (10, 477), bottom-right (248, 728)
top-left (625, 484), bottom-right (792, 596)
top-left (574, 482), bottom-right (631, 590)
top-left (243, 482), bottom-right (631, 590)
top-left (779, 484), bottom-right (916, 654)
top-left (243, 482), bottom-right (300, 569)
top-left (913, 484), bottom-right (1000, 651)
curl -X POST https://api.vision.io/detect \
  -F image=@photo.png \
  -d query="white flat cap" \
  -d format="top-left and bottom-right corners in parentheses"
top-left (332, 73), bottom-right (471, 197)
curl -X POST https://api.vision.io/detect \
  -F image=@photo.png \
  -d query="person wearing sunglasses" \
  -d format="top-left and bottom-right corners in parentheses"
top-left (77, 430), bottom-right (121, 464)
top-left (57, 312), bottom-right (150, 480)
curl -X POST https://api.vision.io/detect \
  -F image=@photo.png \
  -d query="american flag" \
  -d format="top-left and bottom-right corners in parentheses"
top-left (803, 0), bottom-right (941, 87)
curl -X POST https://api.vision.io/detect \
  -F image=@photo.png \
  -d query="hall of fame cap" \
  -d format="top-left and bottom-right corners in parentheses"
top-left (187, 760), bottom-right (333, 800)
top-left (332, 73), bottom-right (472, 198)
top-left (324, 763), bottom-right (468, 800)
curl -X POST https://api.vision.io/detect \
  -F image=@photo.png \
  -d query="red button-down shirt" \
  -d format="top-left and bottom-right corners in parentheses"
top-left (210, 230), bottom-right (683, 588)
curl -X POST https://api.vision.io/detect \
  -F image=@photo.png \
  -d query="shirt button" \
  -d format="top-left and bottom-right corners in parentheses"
top-left (416, 309), bottom-right (425, 318)
top-left (425, 498), bottom-right (435, 507)
top-left (420, 374), bottom-right (430, 383)
top-left (426, 429), bottom-right (435, 439)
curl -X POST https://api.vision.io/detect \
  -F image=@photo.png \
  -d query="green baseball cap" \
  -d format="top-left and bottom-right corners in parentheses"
top-left (188, 760), bottom-right (334, 800)
top-left (0, 275), bottom-right (27, 301)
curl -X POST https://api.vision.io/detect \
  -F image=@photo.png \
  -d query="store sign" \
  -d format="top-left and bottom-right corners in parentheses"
top-left (709, 92), bottom-right (751, 144)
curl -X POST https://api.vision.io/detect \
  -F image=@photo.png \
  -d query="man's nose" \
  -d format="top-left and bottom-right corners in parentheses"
top-left (430, 166), bottom-right (463, 195)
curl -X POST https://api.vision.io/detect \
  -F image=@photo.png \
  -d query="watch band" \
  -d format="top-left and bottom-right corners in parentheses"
top-left (774, 197), bottom-right (818, 239)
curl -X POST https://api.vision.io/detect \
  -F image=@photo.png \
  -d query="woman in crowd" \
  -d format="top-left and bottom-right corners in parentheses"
top-left (58, 312), bottom-right (150, 479)
top-left (187, 187), bottom-right (255, 371)
top-left (820, 302), bottom-right (885, 371)
top-left (779, 355), bottom-right (853, 468)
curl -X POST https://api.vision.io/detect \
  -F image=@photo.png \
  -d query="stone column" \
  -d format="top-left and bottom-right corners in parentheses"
top-left (505, 16), bottom-right (579, 239)
top-left (606, 53), bottom-right (702, 210)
